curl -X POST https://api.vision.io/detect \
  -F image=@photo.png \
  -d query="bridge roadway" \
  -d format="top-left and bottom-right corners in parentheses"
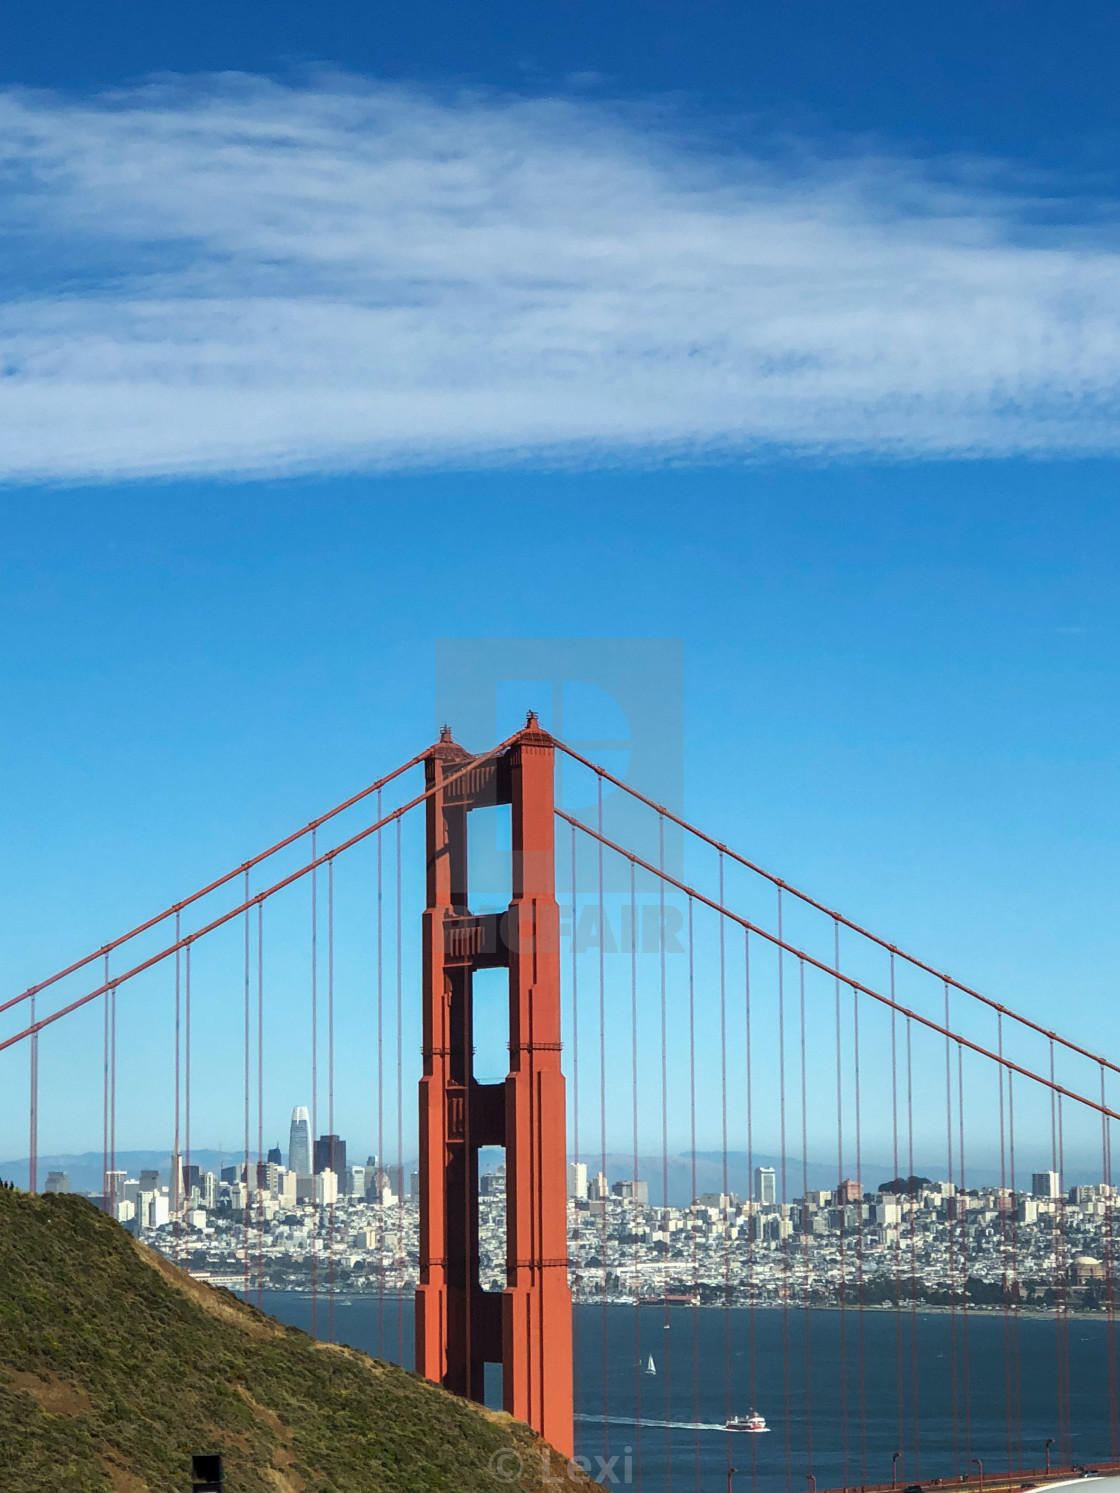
top-left (815, 1470), bottom-right (1120, 1493)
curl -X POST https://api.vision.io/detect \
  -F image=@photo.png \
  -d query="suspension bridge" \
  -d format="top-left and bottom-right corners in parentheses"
top-left (3, 715), bottom-right (1119, 1492)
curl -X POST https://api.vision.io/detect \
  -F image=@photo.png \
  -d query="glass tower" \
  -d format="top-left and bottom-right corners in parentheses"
top-left (288, 1105), bottom-right (311, 1175)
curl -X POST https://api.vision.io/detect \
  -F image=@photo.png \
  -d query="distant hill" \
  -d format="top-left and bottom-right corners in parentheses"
top-left (0, 1188), bottom-right (581, 1492)
top-left (1, 1151), bottom-right (236, 1197)
top-left (0, 1152), bottom-right (425, 1197)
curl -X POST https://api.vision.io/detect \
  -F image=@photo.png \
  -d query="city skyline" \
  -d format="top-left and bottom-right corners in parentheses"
top-left (8, 1136), bottom-right (1113, 1211)
top-left (35, 1140), bottom-right (1117, 1315)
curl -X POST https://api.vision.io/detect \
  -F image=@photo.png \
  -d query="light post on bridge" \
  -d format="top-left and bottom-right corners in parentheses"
top-left (806, 1476), bottom-right (817, 1493)
top-left (972, 1457), bottom-right (984, 1492)
top-left (727, 1468), bottom-right (739, 1493)
top-left (1045, 1439), bottom-right (1055, 1474)
top-left (892, 1452), bottom-right (902, 1487)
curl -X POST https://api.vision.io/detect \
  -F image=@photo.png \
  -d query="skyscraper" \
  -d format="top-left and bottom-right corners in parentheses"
top-left (314, 1133), bottom-right (346, 1180)
top-left (288, 1106), bottom-right (311, 1175)
top-left (753, 1166), bottom-right (777, 1205)
top-left (1032, 1170), bottom-right (1060, 1199)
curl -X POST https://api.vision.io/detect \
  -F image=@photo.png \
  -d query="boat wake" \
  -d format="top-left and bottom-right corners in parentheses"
top-left (576, 1413), bottom-right (730, 1433)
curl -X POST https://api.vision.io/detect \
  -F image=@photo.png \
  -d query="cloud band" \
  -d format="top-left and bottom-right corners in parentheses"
top-left (3, 75), bottom-right (1119, 481)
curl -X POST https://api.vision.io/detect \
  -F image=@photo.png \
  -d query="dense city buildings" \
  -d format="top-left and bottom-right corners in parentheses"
top-left (67, 1114), bottom-right (1119, 1314)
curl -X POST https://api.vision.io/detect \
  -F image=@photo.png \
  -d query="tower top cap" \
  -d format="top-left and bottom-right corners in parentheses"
top-left (525, 711), bottom-right (539, 728)
top-left (439, 723), bottom-right (454, 743)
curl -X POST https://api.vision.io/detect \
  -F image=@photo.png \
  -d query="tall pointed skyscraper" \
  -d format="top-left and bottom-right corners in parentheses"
top-left (288, 1106), bottom-right (311, 1175)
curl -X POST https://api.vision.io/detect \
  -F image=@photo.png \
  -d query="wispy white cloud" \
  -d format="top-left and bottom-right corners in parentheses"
top-left (2, 74), bottom-right (1120, 482)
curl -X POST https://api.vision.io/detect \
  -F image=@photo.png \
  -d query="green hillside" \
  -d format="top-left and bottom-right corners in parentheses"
top-left (0, 1189), bottom-right (582, 1492)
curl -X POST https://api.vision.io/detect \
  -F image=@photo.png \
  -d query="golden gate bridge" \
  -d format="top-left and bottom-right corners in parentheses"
top-left (3, 715), bottom-right (1119, 1490)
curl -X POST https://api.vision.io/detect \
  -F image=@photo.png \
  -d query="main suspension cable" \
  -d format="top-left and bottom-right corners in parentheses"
top-left (552, 739), bottom-right (1120, 1081)
top-left (1, 751), bottom-right (429, 1020)
top-left (556, 811), bottom-right (1120, 1126)
top-left (5, 736), bottom-right (520, 1054)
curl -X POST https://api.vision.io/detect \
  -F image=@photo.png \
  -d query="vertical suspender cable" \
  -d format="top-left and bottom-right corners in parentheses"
top-left (997, 1013), bottom-right (1012, 1475)
top-left (958, 1042), bottom-right (972, 1469)
top-left (777, 889), bottom-right (792, 1493)
top-left (311, 828), bottom-right (319, 1338)
top-left (244, 869), bottom-right (252, 1302)
top-left (944, 985), bottom-right (960, 1476)
top-left (630, 860), bottom-right (645, 1486)
top-left (1050, 1040), bottom-right (1069, 1463)
top-left (905, 1018), bottom-right (920, 1478)
top-left (376, 789), bottom-right (385, 1358)
top-left (1007, 1067), bottom-right (1022, 1469)
top-left (834, 923), bottom-right (849, 1490)
top-left (174, 915), bottom-right (181, 1263)
top-left (799, 961), bottom-right (814, 1484)
top-left (257, 902), bottom-right (264, 1309)
top-left (658, 813), bottom-right (672, 1488)
top-left (746, 930), bottom-right (759, 1493)
top-left (570, 821), bottom-right (582, 1457)
top-left (185, 944), bottom-right (192, 1275)
top-left (687, 896), bottom-right (699, 1493)
top-left (328, 858), bottom-right (336, 1344)
top-left (890, 963), bottom-right (904, 1476)
top-left (1103, 1063), bottom-right (1119, 1461)
top-left (853, 986), bottom-right (868, 1488)
top-left (103, 955), bottom-right (110, 1212)
top-left (596, 777), bottom-right (609, 1459)
top-left (395, 816), bottom-right (404, 1367)
top-left (29, 991), bottom-right (37, 1193)
top-left (719, 857), bottom-right (732, 1454)
top-left (110, 979), bottom-right (116, 1202)
top-left (1057, 1082), bottom-right (1071, 1465)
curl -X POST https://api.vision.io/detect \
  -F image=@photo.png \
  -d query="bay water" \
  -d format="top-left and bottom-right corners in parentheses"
top-left (253, 1291), bottom-right (1117, 1491)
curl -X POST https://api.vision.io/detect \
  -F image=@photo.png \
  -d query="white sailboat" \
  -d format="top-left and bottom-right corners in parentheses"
top-left (643, 1354), bottom-right (657, 1376)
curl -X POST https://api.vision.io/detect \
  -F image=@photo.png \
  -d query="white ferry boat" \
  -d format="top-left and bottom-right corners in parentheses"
top-left (726, 1409), bottom-right (769, 1433)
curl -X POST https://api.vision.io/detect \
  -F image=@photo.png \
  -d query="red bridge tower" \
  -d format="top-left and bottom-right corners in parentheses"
top-left (415, 716), bottom-right (573, 1456)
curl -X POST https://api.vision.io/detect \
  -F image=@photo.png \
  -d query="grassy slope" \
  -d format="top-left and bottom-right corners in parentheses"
top-left (0, 1190), bottom-right (579, 1493)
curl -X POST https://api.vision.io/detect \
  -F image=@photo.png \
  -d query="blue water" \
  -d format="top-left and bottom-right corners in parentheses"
top-left (251, 1291), bottom-right (1119, 1491)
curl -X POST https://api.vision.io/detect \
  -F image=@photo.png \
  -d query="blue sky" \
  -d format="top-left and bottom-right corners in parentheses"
top-left (2, 2), bottom-right (1119, 1168)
